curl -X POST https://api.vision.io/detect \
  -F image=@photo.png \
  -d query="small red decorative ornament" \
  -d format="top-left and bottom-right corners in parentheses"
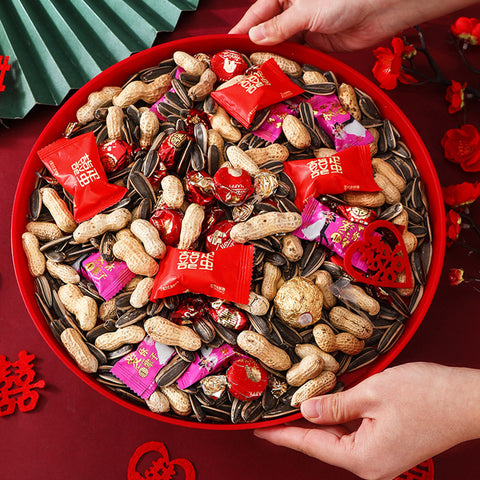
top-left (441, 124), bottom-right (480, 172)
top-left (343, 220), bottom-right (413, 288)
top-left (445, 80), bottom-right (467, 114)
top-left (451, 16), bottom-right (480, 45)
top-left (395, 458), bottom-right (434, 480)
top-left (372, 37), bottom-right (417, 90)
top-left (127, 441), bottom-right (195, 480)
top-left (0, 351), bottom-right (45, 416)
top-left (445, 209), bottom-right (462, 246)
top-left (447, 268), bottom-right (465, 286)
top-left (442, 181), bottom-right (480, 207)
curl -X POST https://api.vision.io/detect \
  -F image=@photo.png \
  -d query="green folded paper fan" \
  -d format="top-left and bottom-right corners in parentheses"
top-left (0, 0), bottom-right (199, 119)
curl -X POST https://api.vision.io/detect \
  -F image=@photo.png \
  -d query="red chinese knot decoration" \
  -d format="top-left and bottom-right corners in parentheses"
top-left (344, 220), bottom-right (413, 288)
top-left (0, 350), bottom-right (45, 416)
top-left (128, 441), bottom-right (195, 480)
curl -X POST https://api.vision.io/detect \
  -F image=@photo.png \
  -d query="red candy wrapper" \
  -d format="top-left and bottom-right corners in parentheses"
top-left (204, 220), bottom-right (237, 252)
top-left (158, 131), bottom-right (190, 169)
top-left (37, 132), bottom-right (128, 222)
top-left (208, 299), bottom-right (249, 330)
top-left (211, 58), bottom-right (304, 128)
top-left (98, 139), bottom-right (131, 173)
top-left (171, 296), bottom-right (208, 325)
top-left (111, 336), bottom-right (175, 399)
top-left (335, 204), bottom-right (378, 226)
top-left (213, 166), bottom-right (254, 206)
top-left (283, 145), bottom-right (380, 209)
top-left (184, 170), bottom-right (215, 206)
top-left (227, 357), bottom-right (268, 401)
top-left (150, 245), bottom-right (254, 304)
top-left (211, 50), bottom-right (248, 81)
top-left (149, 208), bottom-right (183, 246)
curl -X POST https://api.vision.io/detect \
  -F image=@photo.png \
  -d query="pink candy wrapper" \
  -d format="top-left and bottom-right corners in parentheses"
top-left (293, 197), bottom-right (370, 271)
top-left (308, 94), bottom-right (374, 152)
top-left (251, 102), bottom-right (297, 143)
top-left (176, 344), bottom-right (237, 390)
top-left (80, 251), bottom-right (136, 300)
top-left (111, 336), bottom-right (175, 399)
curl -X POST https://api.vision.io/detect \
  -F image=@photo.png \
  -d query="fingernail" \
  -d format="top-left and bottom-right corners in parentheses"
top-left (301, 399), bottom-right (321, 420)
top-left (249, 24), bottom-right (266, 42)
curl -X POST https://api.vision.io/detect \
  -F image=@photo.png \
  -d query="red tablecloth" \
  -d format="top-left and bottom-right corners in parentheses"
top-left (1, 2), bottom-right (479, 479)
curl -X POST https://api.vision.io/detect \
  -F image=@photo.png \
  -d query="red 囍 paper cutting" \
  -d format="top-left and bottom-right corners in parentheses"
top-left (0, 351), bottom-right (45, 416)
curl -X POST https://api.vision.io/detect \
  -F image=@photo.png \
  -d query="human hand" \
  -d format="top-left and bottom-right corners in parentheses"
top-left (254, 362), bottom-right (480, 480)
top-left (230, 0), bottom-right (479, 52)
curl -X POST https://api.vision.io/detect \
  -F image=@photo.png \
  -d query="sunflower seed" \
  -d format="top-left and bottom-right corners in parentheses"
top-left (155, 356), bottom-right (191, 387)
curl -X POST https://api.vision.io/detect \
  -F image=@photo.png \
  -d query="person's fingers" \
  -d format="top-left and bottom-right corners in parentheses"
top-left (229, 0), bottom-right (283, 34)
top-left (301, 388), bottom-right (373, 425)
top-left (247, 7), bottom-right (309, 44)
top-left (254, 425), bottom-right (360, 469)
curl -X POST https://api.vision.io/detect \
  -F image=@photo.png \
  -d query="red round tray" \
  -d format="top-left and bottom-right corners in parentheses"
top-left (11, 34), bottom-right (446, 430)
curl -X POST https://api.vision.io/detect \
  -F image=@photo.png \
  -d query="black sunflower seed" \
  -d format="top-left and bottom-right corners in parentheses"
top-left (377, 320), bottom-right (405, 354)
top-left (155, 356), bottom-right (191, 387)
top-left (115, 308), bottom-right (147, 328)
top-left (347, 348), bottom-right (379, 372)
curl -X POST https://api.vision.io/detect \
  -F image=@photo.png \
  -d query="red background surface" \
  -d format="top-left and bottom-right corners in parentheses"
top-left (1, 1), bottom-right (479, 479)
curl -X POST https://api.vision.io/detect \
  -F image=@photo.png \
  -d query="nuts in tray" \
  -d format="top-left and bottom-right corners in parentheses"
top-left (23, 49), bottom-right (432, 424)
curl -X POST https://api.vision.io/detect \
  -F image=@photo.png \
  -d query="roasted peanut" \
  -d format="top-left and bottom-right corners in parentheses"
top-left (95, 325), bottom-right (145, 351)
top-left (237, 330), bottom-right (291, 371)
top-left (375, 173), bottom-right (401, 205)
top-left (250, 52), bottom-right (302, 76)
top-left (295, 343), bottom-right (339, 373)
top-left (130, 277), bottom-right (155, 309)
top-left (146, 389), bottom-right (170, 414)
top-left (76, 86), bottom-right (122, 124)
top-left (112, 229), bottom-right (159, 277)
top-left (209, 107), bottom-right (242, 142)
top-left (61, 328), bottom-right (98, 373)
top-left (226, 145), bottom-right (261, 176)
top-left (161, 175), bottom-right (185, 209)
top-left (372, 157), bottom-right (406, 193)
top-left (313, 147), bottom-right (336, 158)
top-left (58, 283), bottom-right (98, 331)
top-left (41, 187), bottom-right (77, 233)
top-left (113, 74), bottom-right (171, 108)
top-left (261, 262), bottom-right (282, 301)
top-left (303, 70), bottom-right (327, 84)
top-left (106, 105), bottom-right (124, 140)
top-left (26, 221), bottom-right (63, 241)
top-left (73, 208), bottom-right (131, 243)
top-left (291, 371), bottom-right (337, 406)
top-left (230, 211), bottom-right (302, 243)
top-left (173, 51), bottom-right (207, 76)
top-left (338, 83), bottom-right (361, 121)
top-left (22, 232), bottom-right (46, 277)
top-left (345, 284), bottom-right (380, 315)
top-left (246, 144), bottom-right (290, 165)
top-left (403, 230), bottom-right (418, 254)
top-left (369, 127), bottom-right (379, 156)
top-left (392, 208), bottom-right (409, 228)
top-left (286, 354), bottom-right (324, 387)
top-left (281, 233), bottom-right (303, 262)
top-left (188, 68), bottom-right (217, 101)
top-left (46, 260), bottom-right (80, 284)
top-left (329, 306), bottom-right (374, 340)
top-left (235, 291), bottom-right (270, 316)
top-left (177, 203), bottom-right (205, 250)
top-left (309, 270), bottom-right (337, 309)
top-left (139, 109), bottom-right (160, 149)
top-left (144, 316), bottom-right (202, 351)
top-left (161, 384), bottom-right (191, 416)
top-left (397, 269), bottom-right (415, 297)
top-left (130, 219), bottom-right (166, 259)
top-left (282, 114), bottom-right (311, 150)
top-left (343, 191), bottom-right (386, 208)
top-left (313, 323), bottom-right (365, 355)
top-left (99, 298), bottom-right (117, 322)
top-left (207, 128), bottom-right (225, 163)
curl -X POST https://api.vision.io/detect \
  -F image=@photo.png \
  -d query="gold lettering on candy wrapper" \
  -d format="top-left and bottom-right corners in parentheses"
top-left (167, 132), bottom-right (188, 149)
top-left (71, 153), bottom-right (100, 187)
top-left (320, 102), bottom-right (348, 121)
top-left (177, 251), bottom-right (215, 271)
top-left (240, 71), bottom-right (271, 94)
top-left (308, 155), bottom-right (343, 178)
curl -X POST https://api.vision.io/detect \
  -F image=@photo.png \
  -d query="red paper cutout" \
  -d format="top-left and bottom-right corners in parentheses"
top-left (395, 458), bottom-right (434, 480)
top-left (0, 351), bottom-right (45, 416)
top-left (0, 55), bottom-right (10, 92)
top-left (343, 220), bottom-right (413, 288)
top-left (128, 441), bottom-right (196, 480)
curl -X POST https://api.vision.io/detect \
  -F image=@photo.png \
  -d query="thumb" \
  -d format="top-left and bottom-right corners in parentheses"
top-left (301, 389), bottom-right (369, 425)
top-left (249, 7), bottom-right (308, 45)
